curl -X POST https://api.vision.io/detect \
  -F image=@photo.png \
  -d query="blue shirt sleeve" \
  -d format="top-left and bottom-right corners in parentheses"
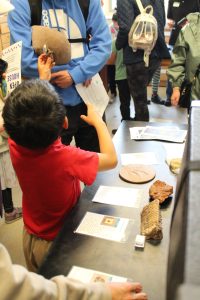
top-left (8, 0), bottom-right (39, 78)
top-left (9, 0), bottom-right (111, 83)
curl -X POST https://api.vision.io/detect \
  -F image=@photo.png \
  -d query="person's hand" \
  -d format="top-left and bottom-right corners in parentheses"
top-left (0, 115), bottom-right (4, 132)
top-left (51, 70), bottom-right (74, 88)
top-left (1, 73), bottom-right (6, 80)
top-left (107, 282), bottom-right (148, 300)
top-left (171, 88), bottom-right (180, 106)
top-left (167, 19), bottom-right (175, 29)
top-left (80, 102), bottom-right (102, 127)
top-left (38, 54), bottom-right (54, 81)
top-left (83, 78), bottom-right (92, 87)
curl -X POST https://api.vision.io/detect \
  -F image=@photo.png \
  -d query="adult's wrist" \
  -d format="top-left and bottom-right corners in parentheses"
top-left (173, 86), bottom-right (180, 91)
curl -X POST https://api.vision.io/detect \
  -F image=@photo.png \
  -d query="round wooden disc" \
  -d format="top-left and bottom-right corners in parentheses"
top-left (119, 164), bottom-right (156, 184)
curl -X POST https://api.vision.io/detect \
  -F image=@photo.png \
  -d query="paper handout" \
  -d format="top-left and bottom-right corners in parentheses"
top-left (130, 126), bottom-right (187, 143)
top-left (68, 266), bottom-right (128, 283)
top-left (92, 185), bottom-right (145, 208)
top-left (121, 152), bottom-right (158, 165)
top-left (76, 73), bottom-right (109, 117)
top-left (74, 212), bottom-right (130, 242)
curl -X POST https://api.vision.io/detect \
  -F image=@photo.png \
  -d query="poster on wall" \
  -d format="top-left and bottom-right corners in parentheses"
top-left (2, 41), bottom-right (22, 95)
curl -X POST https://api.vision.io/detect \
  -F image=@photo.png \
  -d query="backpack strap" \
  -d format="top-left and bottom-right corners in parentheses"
top-left (28, 0), bottom-right (90, 43)
top-left (69, 0), bottom-right (90, 44)
top-left (135, 0), bottom-right (145, 13)
top-left (28, 0), bottom-right (42, 26)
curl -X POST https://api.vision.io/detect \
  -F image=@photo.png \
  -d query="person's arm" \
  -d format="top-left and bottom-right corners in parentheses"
top-left (116, 0), bottom-right (134, 50)
top-left (0, 243), bottom-right (147, 300)
top-left (38, 54), bottom-right (55, 81)
top-left (107, 40), bottom-right (117, 65)
top-left (171, 87), bottom-right (181, 106)
top-left (8, 0), bottom-right (39, 78)
top-left (167, 29), bottom-right (187, 105)
top-left (80, 103), bottom-right (117, 171)
top-left (8, 0), bottom-right (71, 79)
top-left (107, 52), bottom-right (117, 65)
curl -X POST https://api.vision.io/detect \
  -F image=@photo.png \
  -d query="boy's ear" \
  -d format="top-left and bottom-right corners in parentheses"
top-left (63, 116), bottom-right (68, 129)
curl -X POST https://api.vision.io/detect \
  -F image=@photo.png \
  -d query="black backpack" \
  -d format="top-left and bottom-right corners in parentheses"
top-left (28, 0), bottom-right (90, 43)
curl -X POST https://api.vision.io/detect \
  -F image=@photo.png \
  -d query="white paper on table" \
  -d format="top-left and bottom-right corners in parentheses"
top-left (92, 185), bottom-right (144, 208)
top-left (67, 266), bottom-right (128, 283)
top-left (129, 126), bottom-right (187, 143)
top-left (129, 127), bottom-right (145, 139)
top-left (74, 212), bottom-right (130, 242)
top-left (191, 100), bottom-right (200, 107)
top-left (2, 41), bottom-right (22, 95)
top-left (75, 73), bottom-right (109, 117)
top-left (121, 152), bottom-right (158, 165)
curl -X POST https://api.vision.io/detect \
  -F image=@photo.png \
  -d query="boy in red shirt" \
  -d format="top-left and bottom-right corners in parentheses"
top-left (2, 56), bottom-right (118, 272)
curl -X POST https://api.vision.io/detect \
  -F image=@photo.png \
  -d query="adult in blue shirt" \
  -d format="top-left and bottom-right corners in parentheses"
top-left (8, 0), bottom-right (111, 152)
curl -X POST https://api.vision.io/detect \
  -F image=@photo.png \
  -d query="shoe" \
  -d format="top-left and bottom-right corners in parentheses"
top-left (5, 207), bottom-right (22, 224)
top-left (151, 93), bottom-right (164, 105)
top-left (112, 129), bottom-right (117, 135)
top-left (164, 98), bottom-right (171, 107)
top-left (147, 99), bottom-right (151, 105)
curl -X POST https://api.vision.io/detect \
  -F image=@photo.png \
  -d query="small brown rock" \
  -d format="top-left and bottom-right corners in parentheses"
top-left (149, 180), bottom-right (173, 203)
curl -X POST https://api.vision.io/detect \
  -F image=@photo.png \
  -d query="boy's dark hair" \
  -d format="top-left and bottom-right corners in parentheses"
top-left (2, 79), bottom-right (66, 149)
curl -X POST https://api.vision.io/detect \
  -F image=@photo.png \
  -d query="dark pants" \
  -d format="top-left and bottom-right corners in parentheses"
top-left (116, 79), bottom-right (132, 120)
top-left (126, 59), bottom-right (161, 121)
top-left (107, 65), bottom-right (117, 95)
top-left (2, 188), bottom-right (13, 213)
top-left (61, 102), bottom-right (100, 152)
top-left (166, 80), bottom-right (173, 100)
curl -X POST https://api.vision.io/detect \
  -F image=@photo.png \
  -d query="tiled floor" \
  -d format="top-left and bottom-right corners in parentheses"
top-left (0, 86), bottom-right (188, 268)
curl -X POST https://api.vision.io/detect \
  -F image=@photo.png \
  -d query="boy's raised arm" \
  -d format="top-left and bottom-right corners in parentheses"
top-left (80, 103), bottom-right (118, 171)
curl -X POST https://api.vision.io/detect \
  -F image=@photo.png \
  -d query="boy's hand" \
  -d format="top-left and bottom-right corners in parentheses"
top-left (38, 54), bottom-right (54, 81)
top-left (80, 102), bottom-right (102, 127)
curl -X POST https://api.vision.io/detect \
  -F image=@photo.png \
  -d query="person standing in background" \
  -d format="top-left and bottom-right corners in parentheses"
top-left (164, 0), bottom-right (200, 106)
top-left (116, 0), bottom-right (170, 121)
top-left (167, 12), bottom-right (200, 107)
top-left (107, 12), bottom-right (118, 103)
top-left (167, 0), bottom-right (200, 46)
top-left (150, 65), bottom-right (163, 105)
top-left (0, 63), bottom-right (22, 224)
top-left (107, 14), bottom-right (133, 135)
top-left (8, 0), bottom-right (111, 153)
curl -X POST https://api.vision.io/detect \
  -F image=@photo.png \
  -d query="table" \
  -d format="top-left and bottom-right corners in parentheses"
top-left (39, 121), bottom-right (186, 300)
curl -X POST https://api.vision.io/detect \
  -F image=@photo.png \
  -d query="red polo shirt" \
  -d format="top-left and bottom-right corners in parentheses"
top-left (9, 138), bottom-right (98, 240)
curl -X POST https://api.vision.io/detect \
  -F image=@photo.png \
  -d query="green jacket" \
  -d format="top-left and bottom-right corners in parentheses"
top-left (167, 13), bottom-right (200, 100)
